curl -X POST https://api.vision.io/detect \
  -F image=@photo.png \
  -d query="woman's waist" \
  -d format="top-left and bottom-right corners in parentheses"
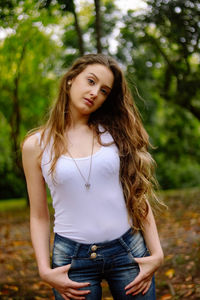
top-left (53, 219), bottom-right (131, 244)
top-left (53, 227), bottom-right (147, 261)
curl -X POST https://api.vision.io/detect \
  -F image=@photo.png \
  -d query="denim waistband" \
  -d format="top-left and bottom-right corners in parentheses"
top-left (54, 228), bottom-right (135, 251)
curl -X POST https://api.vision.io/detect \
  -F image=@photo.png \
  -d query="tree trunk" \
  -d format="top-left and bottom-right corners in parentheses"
top-left (71, 0), bottom-right (85, 55)
top-left (10, 42), bottom-right (27, 174)
top-left (10, 76), bottom-right (21, 171)
top-left (94, 0), bottom-right (102, 53)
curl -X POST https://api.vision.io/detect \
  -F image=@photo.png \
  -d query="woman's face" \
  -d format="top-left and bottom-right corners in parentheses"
top-left (68, 64), bottom-right (114, 117)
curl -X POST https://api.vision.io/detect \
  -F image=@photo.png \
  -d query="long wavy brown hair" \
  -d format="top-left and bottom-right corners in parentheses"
top-left (28, 53), bottom-right (160, 231)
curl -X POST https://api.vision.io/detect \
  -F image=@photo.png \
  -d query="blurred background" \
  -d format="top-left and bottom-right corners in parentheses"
top-left (1, 0), bottom-right (200, 198)
top-left (0, 0), bottom-right (200, 299)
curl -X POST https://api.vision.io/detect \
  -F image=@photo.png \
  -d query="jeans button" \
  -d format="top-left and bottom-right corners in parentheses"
top-left (90, 252), bottom-right (97, 259)
top-left (91, 245), bottom-right (97, 251)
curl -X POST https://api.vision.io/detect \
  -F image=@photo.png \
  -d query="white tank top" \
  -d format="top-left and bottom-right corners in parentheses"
top-left (38, 126), bottom-right (131, 243)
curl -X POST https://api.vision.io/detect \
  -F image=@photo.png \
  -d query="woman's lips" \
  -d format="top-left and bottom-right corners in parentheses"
top-left (83, 98), bottom-right (94, 106)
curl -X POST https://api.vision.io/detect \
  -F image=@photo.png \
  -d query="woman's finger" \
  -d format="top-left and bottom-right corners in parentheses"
top-left (126, 277), bottom-right (151, 295)
top-left (67, 287), bottom-right (91, 296)
top-left (65, 291), bottom-right (86, 300)
top-left (142, 280), bottom-right (152, 295)
top-left (67, 278), bottom-right (91, 289)
top-left (126, 279), bottom-right (145, 295)
top-left (131, 280), bottom-right (151, 296)
top-left (61, 294), bottom-right (70, 300)
top-left (125, 272), bottom-right (145, 290)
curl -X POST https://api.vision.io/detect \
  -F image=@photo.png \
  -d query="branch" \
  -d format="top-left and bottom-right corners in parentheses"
top-left (144, 30), bottom-right (178, 78)
top-left (71, 0), bottom-right (85, 55)
top-left (185, 103), bottom-right (200, 121)
top-left (10, 40), bottom-right (28, 171)
top-left (94, 0), bottom-right (102, 53)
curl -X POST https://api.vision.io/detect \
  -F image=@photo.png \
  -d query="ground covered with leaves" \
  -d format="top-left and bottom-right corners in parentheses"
top-left (0, 188), bottom-right (200, 299)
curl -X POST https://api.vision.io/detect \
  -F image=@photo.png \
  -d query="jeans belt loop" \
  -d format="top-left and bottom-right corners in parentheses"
top-left (118, 236), bottom-right (130, 252)
top-left (73, 242), bottom-right (81, 257)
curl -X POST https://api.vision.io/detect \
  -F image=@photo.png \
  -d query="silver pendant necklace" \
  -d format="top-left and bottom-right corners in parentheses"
top-left (67, 131), bottom-right (94, 189)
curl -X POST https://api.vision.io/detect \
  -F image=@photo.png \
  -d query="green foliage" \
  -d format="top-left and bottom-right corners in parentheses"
top-left (0, 113), bottom-right (23, 198)
top-left (116, 0), bottom-right (200, 190)
top-left (0, 0), bottom-right (200, 198)
top-left (0, 11), bottom-right (61, 198)
top-left (0, 197), bottom-right (26, 211)
top-left (61, 0), bottom-right (119, 63)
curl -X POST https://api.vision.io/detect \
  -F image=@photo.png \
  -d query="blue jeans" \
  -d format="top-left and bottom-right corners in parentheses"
top-left (52, 229), bottom-right (156, 299)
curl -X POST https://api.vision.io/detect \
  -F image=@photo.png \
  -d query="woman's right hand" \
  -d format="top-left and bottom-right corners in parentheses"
top-left (41, 264), bottom-right (91, 300)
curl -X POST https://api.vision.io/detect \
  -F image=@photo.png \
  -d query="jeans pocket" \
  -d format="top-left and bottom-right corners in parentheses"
top-left (52, 234), bottom-right (74, 268)
top-left (125, 230), bottom-right (149, 260)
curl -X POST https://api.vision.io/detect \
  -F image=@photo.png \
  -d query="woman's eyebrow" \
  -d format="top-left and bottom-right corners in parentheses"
top-left (88, 72), bottom-right (112, 90)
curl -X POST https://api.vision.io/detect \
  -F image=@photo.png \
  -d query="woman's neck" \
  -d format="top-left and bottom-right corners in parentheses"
top-left (68, 107), bottom-right (90, 129)
top-left (68, 108), bottom-right (90, 130)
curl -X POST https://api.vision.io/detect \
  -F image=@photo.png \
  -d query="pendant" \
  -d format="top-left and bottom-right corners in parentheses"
top-left (85, 183), bottom-right (91, 189)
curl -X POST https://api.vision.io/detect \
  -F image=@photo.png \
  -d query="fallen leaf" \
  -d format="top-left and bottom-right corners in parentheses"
top-left (185, 275), bottom-right (192, 281)
top-left (8, 285), bottom-right (19, 292)
top-left (0, 290), bottom-right (9, 295)
top-left (2, 284), bottom-right (19, 293)
top-left (165, 268), bottom-right (175, 279)
top-left (5, 264), bottom-right (14, 271)
top-left (165, 254), bottom-right (174, 261)
top-left (12, 240), bottom-right (28, 247)
top-left (184, 289), bottom-right (194, 297)
top-left (160, 294), bottom-right (172, 300)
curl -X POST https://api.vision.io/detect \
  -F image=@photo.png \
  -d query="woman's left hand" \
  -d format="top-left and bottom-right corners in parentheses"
top-left (125, 254), bottom-right (163, 296)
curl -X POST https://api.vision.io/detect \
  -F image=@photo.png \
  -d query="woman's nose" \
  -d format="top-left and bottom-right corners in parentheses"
top-left (90, 86), bottom-right (99, 98)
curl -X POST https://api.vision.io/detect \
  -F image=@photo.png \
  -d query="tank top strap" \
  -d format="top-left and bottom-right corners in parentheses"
top-left (98, 124), bottom-right (114, 144)
top-left (34, 131), bottom-right (43, 147)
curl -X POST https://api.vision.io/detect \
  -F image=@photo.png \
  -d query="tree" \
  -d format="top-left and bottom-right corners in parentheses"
top-left (116, 0), bottom-right (200, 189)
top-left (1, 0), bottom-right (200, 195)
top-left (117, 0), bottom-right (200, 121)
top-left (94, 0), bottom-right (102, 53)
top-left (39, 0), bottom-right (85, 55)
top-left (59, 0), bottom-right (119, 65)
top-left (85, 0), bottom-right (120, 54)
top-left (0, 19), bottom-right (61, 198)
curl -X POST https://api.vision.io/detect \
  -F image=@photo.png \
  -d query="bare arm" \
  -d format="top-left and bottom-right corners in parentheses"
top-left (22, 134), bottom-right (90, 300)
top-left (125, 201), bottom-right (164, 296)
top-left (22, 134), bottom-right (51, 275)
top-left (142, 200), bottom-right (164, 260)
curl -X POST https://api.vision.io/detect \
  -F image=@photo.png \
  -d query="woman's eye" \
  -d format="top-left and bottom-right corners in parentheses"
top-left (88, 78), bottom-right (95, 85)
top-left (101, 89), bottom-right (108, 95)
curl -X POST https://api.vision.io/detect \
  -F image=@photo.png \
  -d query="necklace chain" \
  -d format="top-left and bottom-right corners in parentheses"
top-left (67, 131), bottom-right (94, 189)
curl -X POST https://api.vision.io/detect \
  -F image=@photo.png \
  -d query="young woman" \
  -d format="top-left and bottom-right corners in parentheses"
top-left (22, 54), bottom-right (164, 300)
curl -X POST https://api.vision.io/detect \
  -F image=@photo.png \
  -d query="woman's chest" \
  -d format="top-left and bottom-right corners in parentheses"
top-left (54, 144), bottom-right (120, 185)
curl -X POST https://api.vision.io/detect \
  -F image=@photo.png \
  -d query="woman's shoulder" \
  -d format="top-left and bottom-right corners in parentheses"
top-left (22, 131), bottom-right (45, 175)
top-left (22, 131), bottom-right (42, 155)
